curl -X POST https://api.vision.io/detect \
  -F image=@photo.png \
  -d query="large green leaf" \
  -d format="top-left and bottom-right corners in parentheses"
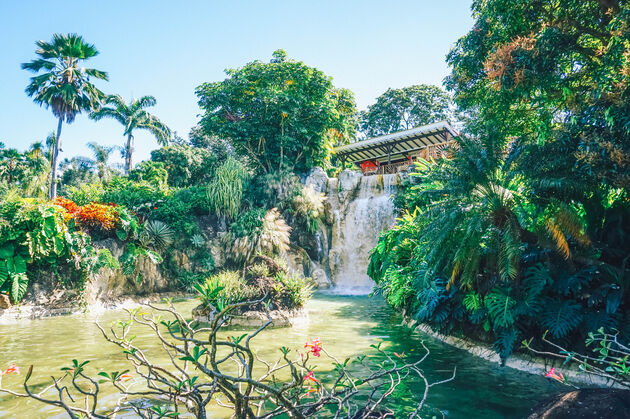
top-left (0, 243), bottom-right (15, 259)
top-left (12, 255), bottom-right (27, 274)
top-left (43, 215), bottom-right (57, 237)
top-left (10, 273), bottom-right (29, 303)
top-left (0, 261), bottom-right (8, 288)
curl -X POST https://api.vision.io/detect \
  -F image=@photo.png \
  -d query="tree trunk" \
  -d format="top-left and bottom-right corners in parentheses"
top-left (125, 133), bottom-right (133, 174)
top-left (49, 118), bottom-right (63, 199)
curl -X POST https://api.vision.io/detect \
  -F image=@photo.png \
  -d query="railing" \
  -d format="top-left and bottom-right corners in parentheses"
top-left (361, 141), bottom-right (458, 176)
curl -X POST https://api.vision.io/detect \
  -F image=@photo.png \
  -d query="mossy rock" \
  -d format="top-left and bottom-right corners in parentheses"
top-left (192, 304), bottom-right (307, 328)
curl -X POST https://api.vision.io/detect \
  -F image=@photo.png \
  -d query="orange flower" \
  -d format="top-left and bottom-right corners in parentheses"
top-left (1, 363), bottom-right (20, 376)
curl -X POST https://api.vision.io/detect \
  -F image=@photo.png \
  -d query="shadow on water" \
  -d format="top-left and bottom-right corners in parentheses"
top-left (316, 292), bottom-right (564, 419)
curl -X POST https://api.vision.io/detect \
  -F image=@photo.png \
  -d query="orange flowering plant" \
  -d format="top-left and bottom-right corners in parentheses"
top-left (54, 197), bottom-right (120, 233)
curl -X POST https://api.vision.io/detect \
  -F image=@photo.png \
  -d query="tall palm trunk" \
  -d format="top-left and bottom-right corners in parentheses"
top-left (125, 133), bottom-right (133, 174)
top-left (49, 117), bottom-right (63, 199)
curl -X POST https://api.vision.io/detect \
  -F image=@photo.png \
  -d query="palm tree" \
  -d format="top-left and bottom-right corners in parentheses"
top-left (86, 141), bottom-right (116, 182)
top-left (21, 33), bottom-right (108, 198)
top-left (89, 95), bottom-right (171, 173)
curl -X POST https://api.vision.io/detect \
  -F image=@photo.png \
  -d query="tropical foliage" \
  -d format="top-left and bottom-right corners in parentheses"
top-left (0, 198), bottom-right (115, 303)
top-left (90, 94), bottom-right (171, 173)
top-left (360, 84), bottom-right (454, 137)
top-left (21, 33), bottom-right (108, 198)
top-left (196, 49), bottom-right (357, 173)
top-left (370, 0), bottom-right (630, 360)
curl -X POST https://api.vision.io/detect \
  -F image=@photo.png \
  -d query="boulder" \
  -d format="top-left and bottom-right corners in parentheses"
top-left (0, 293), bottom-right (11, 309)
top-left (303, 167), bottom-right (329, 194)
top-left (193, 304), bottom-right (307, 328)
top-left (528, 389), bottom-right (630, 419)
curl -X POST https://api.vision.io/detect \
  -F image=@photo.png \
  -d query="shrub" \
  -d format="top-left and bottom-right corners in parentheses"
top-left (61, 182), bottom-right (104, 206)
top-left (195, 270), bottom-right (257, 309)
top-left (128, 161), bottom-right (169, 188)
top-left (206, 156), bottom-right (249, 219)
top-left (102, 176), bottom-right (166, 210)
top-left (226, 208), bottom-right (291, 266)
top-left (54, 197), bottom-right (119, 235)
top-left (274, 269), bottom-right (313, 309)
top-left (0, 198), bottom-right (115, 302)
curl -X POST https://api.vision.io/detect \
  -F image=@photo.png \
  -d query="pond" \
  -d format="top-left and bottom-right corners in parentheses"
top-left (0, 294), bottom-right (562, 418)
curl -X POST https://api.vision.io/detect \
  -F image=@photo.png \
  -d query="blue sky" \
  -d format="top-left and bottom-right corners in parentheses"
top-left (0, 1), bottom-right (474, 166)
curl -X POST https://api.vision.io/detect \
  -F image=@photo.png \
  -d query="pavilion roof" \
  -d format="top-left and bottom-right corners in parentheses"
top-left (334, 121), bottom-right (458, 164)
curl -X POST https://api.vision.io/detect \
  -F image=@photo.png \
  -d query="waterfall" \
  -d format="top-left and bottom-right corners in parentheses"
top-left (328, 174), bottom-right (398, 295)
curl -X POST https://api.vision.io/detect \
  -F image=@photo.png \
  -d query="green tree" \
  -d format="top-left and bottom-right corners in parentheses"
top-left (196, 50), bottom-right (357, 173)
top-left (360, 84), bottom-right (453, 137)
top-left (445, 0), bottom-right (630, 189)
top-left (150, 144), bottom-right (220, 187)
top-left (89, 95), bottom-right (171, 173)
top-left (21, 33), bottom-right (108, 199)
top-left (86, 142), bottom-right (116, 182)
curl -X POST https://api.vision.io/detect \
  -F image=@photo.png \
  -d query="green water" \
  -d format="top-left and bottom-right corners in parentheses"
top-left (0, 294), bottom-right (562, 418)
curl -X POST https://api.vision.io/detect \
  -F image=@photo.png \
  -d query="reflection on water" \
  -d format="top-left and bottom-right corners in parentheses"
top-left (0, 294), bottom-right (562, 418)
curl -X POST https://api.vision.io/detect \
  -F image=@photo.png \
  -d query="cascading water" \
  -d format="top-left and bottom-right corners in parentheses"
top-left (328, 174), bottom-right (398, 294)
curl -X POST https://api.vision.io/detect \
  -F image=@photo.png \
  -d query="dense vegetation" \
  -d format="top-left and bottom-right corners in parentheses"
top-left (369, 0), bottom-right (630, 359)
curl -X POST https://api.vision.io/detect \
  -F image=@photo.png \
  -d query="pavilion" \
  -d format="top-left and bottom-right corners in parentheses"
top-left (333, 121), bottom-right (458, 175)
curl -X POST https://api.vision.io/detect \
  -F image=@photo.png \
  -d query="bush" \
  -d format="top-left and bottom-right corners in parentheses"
top-left (61, 182), bottom-right (104, 206)
top-left (195, 270), bottom-right (257, 309)
top-left (226, 208), bottom-right (290, 266)
top-left (206, 156), bottom-right (249, 219)
top-left (369, 138), bottom-right (630, 360)
top-left (197, 256), bottom-right (312, 311)
top-left (0, 198), bottom-right (115, 302)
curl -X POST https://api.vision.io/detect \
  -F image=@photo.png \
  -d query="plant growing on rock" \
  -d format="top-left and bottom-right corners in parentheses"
top-left (196, 256), bottom-right (312, 313)
top-left (0, 299), bottom-right (455, 418)
top-left (226, 208), bottom-right (291, 266)
top-left (0, 198), bottom-right (115, 303)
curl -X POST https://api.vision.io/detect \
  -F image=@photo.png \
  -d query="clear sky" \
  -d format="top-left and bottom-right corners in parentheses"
top-left (0, 0), bottom-right (474, 166)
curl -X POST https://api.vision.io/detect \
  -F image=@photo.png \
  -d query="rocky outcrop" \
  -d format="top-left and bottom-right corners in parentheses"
top-left (84, 239), bottom-right (172, 305)
top-left (528, 389), bottom-right (630, 419)
top-left (192, 306), bottom-right (308, 328)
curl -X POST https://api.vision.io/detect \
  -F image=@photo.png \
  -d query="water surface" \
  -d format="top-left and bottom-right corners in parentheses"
top-left (0, 294), bottom-right (562, 418)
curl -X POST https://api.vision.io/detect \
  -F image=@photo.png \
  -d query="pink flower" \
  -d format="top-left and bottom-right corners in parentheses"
top-left (1, 364), bottom-right (20, 376)
top-left (304, 338), bottom-right (323, 357)
top-left (545, 367), bottom-right (565, 383)
top-left (304, 370), bottom-right (320, 383)
top-left (394, 352), bottom-right (405, 358)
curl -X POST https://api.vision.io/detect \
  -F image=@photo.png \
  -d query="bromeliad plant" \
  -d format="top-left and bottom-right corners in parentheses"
top-left (0, 299), bottom-right (455, 418)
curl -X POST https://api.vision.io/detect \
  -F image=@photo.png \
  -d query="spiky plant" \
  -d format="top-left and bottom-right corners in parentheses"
top-left (226, 208), bottom-right (291, 266)
top-left (143, 220), bottom-right (174, 249)
top-left (207, 157), bottom-right (249, 219)
top-left (90, 95), bottom-right (170, 173)
top-left (21, 33), bottom-right (108, 198)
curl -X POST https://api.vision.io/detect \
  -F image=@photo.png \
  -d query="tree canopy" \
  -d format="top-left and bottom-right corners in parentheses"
top-left (90, 94), bottom-right (171, 173)
top-left (360, 84), bottom-right (453, 137)
top-left (445, 0), bottom-right (630, 189)
top-left (21, 33), bottom-right (108, 198)
top-left (196, 50), bottom-right (357, 173)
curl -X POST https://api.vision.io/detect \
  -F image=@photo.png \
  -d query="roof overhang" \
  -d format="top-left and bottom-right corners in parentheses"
top-left (334, 121), bottom-right (458, 164)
